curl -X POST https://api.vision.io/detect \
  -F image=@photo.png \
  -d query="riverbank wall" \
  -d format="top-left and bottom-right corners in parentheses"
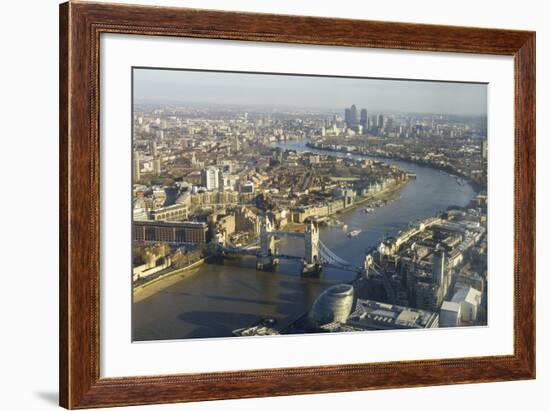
top-left (133, 257), bottom-right (207, 296)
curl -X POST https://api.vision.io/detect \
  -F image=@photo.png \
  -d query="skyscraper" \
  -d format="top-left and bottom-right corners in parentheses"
top-left (360, 108), bottom-right (367, 124)
top-left (345, 105), bottom-right (359, 129)
top-left (360, 108), bottom-right (368, 133)
top-left (202, 166), bottom-right (219, 190)
top-left (378, 114), bottom-right (385, 132)
top-left (218, 169), bottom-right (226, 192)
top-left (344, 107), bottom-right (351, 128)
top-left (133, 150), bottom-right (140, 182)
top-left (153, 157), bottom-right (162, 176)
top-left (385, 118), bottom-right (393, 133)
top-left (350, 104), bottom-right (358, 127)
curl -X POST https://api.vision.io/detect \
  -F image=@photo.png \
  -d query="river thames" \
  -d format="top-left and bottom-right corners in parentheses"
top-left (133, 140), bottom-right (476, 341)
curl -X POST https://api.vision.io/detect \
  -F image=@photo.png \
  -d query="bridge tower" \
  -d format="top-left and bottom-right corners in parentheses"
top-left (256, 213), bottom-right (279, 271)
top-left (302, 219), bottom-right (321, 275)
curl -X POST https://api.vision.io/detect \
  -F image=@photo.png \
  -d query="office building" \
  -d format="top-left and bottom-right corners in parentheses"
top-left (344, 107), bottom-right (351, 128)
top-left (439, 301), bottom-right (461, 327)
top-left (378, 114), bottom-right (384, 131)
top-left (350, 104), bottom-right (358, 127)
top-left (309, 284), bottom-right (354, 326)
top-left (347, 299), bottom-right (440, 330)
top-left (360, 108), bottom-right (368, 132)
top-left (133, 220), bottom-right (209, 244)
top-left (345, 104), bottom-right (359, 129)
top-left (452, 287), bottom-right (481, 323)
top-left (133, 150), bottom-right (140, 182)
top-left (153, 157), bottom-right (161, 175)
top-left (150, 203), bottom-right (189, 221)
top-left (202, 166), bottom-right (219, 190)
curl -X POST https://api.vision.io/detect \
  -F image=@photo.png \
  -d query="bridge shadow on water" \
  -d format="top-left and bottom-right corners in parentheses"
top-left (201, 294), bottom-right (279, 306)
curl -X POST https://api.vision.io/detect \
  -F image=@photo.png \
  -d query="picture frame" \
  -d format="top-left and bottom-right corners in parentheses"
top-left (59, 1), bottom-right (535, 408)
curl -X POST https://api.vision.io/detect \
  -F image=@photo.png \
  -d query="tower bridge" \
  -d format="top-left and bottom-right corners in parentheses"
top-left (218, 214), bottom-right (363, 275)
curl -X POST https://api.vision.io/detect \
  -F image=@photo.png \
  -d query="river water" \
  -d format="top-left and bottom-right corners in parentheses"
top-left (133, 140), bottom-right (475, 341)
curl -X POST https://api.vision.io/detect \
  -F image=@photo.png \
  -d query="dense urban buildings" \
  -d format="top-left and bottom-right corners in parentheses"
top-left (132, 69), bottom-right (488, 341)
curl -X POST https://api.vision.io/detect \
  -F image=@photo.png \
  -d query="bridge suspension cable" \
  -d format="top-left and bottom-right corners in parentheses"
top-left (317, 240), bottom-right (362, 272)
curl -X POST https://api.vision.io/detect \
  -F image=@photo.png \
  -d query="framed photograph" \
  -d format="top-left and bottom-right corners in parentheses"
top-left (59, 1), bottom-right (535, 408)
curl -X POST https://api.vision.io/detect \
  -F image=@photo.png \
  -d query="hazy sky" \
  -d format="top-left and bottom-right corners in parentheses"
top-left (134, 68), bottom-right (487, 116)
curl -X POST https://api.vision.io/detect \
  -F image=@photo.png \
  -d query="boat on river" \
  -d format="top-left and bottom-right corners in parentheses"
top-left (232, 318), bottom-right (279, 337)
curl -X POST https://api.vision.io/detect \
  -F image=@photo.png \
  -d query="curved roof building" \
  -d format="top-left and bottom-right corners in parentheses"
top-left (309, 284), bottom-right (354, 326)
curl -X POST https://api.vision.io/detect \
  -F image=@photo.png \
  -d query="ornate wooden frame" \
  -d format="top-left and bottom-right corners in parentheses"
top-left (59, 1), bottom-right (536, 408)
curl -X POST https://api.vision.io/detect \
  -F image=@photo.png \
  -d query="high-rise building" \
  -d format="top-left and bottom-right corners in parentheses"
top-left (153, 157), bottom-right (161, 176)
top-left (232, 136), bottom-right (241, 153)
top-left (385, 118), bottom-right (393, 133)
top-left (360, 108), bottom-right (368, 134)
top-left (432, 250), bottom-right (446, 285)
top-left (202, 166), bottom-right (219, 190)
top-left (133, 151), bottom-right (140, 182)
top-left (345, 105), bottom-right (359, 129)
top-left (360, 108), bottom-right (367, 126)
top-left (150, 140), bottom-right (157, 157)
top-left (217, 169), bottom-right (227, 192)
top-left (378, 114), bottom-right (384, 131)
top-left (350, 104), bottom-right (358, 127)
top-left (344, 108), bottom-right (351, 128)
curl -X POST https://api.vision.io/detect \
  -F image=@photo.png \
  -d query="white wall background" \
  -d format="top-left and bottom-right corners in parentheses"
top-left (0, 0), bottom-right (546, 410)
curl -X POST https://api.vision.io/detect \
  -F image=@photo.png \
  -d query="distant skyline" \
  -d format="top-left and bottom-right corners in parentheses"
top-left (134, 68), bottom-right (487, 116)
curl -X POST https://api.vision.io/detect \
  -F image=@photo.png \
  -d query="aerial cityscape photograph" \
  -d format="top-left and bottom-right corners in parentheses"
top-left (131, 68), bottom-right (488, 341)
